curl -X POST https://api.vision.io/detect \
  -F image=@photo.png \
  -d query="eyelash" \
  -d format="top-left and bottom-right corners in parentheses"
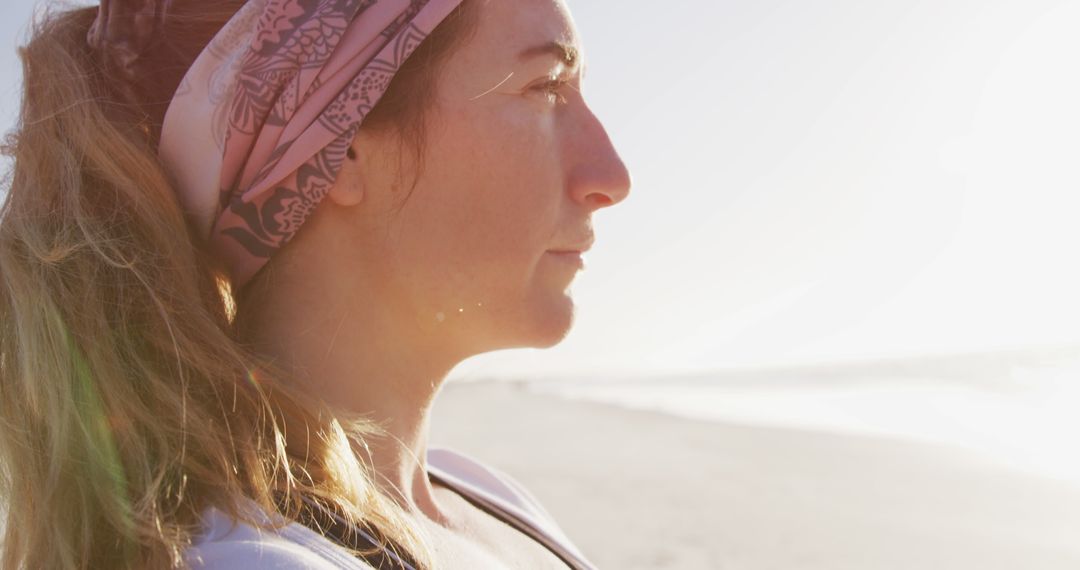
top-left (531, 77), bottom-right (574, 104)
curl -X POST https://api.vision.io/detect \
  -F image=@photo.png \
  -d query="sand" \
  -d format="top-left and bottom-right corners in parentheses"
top-left (428, 380), bottom-right (1080, 570)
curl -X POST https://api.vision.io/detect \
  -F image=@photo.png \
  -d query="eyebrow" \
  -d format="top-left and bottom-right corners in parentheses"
top-left (518, 40), bottom-right (582, 72)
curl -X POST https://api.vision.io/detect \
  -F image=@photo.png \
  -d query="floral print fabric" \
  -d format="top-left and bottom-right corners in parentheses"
top-left (159, 0), bottom-right (463, 287)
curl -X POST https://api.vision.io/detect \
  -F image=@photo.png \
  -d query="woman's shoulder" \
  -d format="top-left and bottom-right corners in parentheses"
top-left (184, 503), bottom-right (375, 570)
top-left (427, 446), bottom-right (555, 519)
top-left (426, 446), bottom-right (583, 557)
top-left (185, 447), bottom-right (578, 569)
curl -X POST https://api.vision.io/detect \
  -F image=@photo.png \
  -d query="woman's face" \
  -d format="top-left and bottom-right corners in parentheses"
top-left (339, 0), bottom-right (630, 351)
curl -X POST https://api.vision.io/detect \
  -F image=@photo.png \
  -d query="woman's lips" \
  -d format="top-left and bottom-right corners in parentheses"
top-left (547, 250), bottom-right (585, 269)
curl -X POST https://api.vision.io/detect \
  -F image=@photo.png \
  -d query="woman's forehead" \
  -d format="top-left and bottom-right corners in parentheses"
top-left (470, 0), bottom-right (582, 60)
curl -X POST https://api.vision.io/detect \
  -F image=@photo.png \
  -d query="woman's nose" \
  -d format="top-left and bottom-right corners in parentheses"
top-left (567, 108), bottom-right (632, 211)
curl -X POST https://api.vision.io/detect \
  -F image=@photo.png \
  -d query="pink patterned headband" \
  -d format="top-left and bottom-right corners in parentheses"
top-left (151, 0), bottom-right (464, 287)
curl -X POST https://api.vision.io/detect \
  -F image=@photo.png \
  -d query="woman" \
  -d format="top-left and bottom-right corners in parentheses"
top-left (0, 0), bottom-right (630, 568)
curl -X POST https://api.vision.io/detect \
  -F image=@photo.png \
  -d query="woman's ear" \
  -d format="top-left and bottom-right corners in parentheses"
top-left (327, 144), bottom-right (364, 207)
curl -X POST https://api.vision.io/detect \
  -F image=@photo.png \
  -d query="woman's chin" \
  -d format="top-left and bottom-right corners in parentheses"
top-left (524, 289), bottom-right (577, 348)
top-left (456, 281), bottom-right (578, 352)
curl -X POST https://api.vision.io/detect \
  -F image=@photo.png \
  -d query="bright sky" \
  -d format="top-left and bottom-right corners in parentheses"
top-left (2, 1), bottom-right (1078, 380)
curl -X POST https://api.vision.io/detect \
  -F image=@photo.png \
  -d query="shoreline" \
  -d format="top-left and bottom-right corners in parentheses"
top-left (430, 380), bottom-right (1080, 570)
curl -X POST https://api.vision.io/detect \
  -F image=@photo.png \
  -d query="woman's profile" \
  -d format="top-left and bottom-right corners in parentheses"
top-left (0, 0), bottom-right (630, 568)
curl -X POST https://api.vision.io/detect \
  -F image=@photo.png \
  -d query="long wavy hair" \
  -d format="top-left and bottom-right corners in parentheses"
top-left (0, 1), bottom-right (478, 568)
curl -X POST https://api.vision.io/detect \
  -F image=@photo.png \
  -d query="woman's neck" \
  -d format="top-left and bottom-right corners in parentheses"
top-left (234, 255), bottom-right (465, 523)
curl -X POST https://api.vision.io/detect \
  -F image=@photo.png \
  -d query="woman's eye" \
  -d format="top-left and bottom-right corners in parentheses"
top-left (530, 78), bottom-right (572, 104)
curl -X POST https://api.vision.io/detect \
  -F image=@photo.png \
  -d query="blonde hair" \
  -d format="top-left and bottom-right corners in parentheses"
top-left (0, 2), bottom-right (477, 568)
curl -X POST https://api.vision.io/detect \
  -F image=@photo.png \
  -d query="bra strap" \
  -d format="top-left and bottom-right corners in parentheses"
top-left (273, 492), bottom-right (420, 570)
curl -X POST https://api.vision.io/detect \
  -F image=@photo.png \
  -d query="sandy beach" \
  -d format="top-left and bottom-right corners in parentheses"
top-left (429, 380), bottom-right (1080, 570)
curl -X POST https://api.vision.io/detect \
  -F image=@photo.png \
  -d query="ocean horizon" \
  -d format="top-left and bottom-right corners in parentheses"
top-left (489, 347), bottom-right (1080, 484)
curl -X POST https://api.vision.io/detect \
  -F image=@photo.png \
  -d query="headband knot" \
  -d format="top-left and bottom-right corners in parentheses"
top-left (87, 0), bottom-right (173, 100)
